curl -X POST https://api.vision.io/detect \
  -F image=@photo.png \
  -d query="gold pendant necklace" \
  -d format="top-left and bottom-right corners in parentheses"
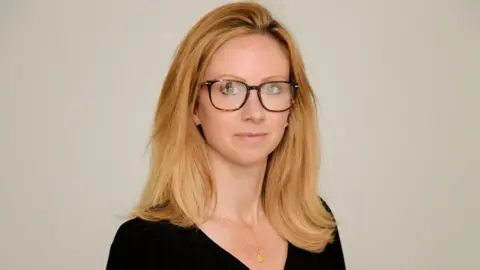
top-left (224, 220), bottom-right (265, 263)
top-left (256, 249), bottom-right (264, 263)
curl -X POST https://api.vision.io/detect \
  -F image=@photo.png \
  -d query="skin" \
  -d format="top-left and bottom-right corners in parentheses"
top-left (194, 34), bottom-right (291, 269)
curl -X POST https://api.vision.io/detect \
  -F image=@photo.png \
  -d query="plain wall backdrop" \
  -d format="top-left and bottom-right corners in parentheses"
top-left (1, 0), bottom-right (478, 269)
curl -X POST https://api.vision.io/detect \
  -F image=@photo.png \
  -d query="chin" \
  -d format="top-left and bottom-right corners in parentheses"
top-left (230, 151), bottom-right (270, 168)
top-left (232, 159), bottom-right (268, 168)
top-left (206, 145), bottom-right (269, 168)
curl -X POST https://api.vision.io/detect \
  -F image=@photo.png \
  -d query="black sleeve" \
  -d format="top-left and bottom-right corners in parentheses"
top-left (320, 197), bottom-right (347, 269)
top-left (106, 219), bottom-right (161, 270)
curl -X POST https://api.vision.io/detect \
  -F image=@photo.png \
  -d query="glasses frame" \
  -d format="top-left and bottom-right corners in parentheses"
top-left (200, 79), bottom-right (298, 112)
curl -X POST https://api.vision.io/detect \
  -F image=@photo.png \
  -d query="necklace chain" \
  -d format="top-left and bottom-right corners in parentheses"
top-left (224, 220), bottom-right (265, 263)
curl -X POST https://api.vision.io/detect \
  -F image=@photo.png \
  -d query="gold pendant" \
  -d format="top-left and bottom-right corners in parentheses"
top-left (256, 250), bottom-right (264, 263)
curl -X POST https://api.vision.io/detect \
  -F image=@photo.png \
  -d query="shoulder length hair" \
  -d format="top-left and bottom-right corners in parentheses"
top-left (132, 1), bottom-right (337, 252)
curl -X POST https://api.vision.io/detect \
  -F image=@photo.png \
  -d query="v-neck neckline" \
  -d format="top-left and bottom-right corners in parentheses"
top-left (194, 227), bottom-right (293, 269)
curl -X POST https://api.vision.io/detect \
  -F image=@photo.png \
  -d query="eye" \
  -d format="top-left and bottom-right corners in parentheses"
top-left (263, 83), bottom-right (283, 94)
top-left (220, 81), bottom-right (240, 95)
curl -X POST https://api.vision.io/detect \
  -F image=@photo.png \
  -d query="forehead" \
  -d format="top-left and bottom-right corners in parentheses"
top-left (204, 34), bottom-right (290, 82)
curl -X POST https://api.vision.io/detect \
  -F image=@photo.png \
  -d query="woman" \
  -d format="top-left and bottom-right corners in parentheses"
top-left (107, 2), bottom-right (346, 269)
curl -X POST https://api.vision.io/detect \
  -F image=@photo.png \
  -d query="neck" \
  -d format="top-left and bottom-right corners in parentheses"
top-left (208, 150), bottom-right (267, 225)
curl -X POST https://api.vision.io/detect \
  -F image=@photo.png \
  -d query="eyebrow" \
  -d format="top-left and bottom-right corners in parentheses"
top-left (213, 74), bottom-right (289, 83)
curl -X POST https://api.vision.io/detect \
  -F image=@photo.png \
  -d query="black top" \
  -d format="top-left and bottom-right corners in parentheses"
top-left (106, 207), bottom-right (346, 269)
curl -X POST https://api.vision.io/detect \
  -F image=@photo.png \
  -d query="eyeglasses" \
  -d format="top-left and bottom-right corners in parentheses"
top-left (200, 79), bottom-right (298, 112)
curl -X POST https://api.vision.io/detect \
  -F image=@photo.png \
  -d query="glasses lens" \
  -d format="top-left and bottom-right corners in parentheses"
top-left (260, 82), bottom-right (294, 111)
top-left (209, 80), bottom-right (247, 110)
top-left (208, 80), bottom-right (295, 111)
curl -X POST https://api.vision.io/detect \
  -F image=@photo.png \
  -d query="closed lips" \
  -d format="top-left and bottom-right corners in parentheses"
top-left (235, 132), bottom-right (268, 137)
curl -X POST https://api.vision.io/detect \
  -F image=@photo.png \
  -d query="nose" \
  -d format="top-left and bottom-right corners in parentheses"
top-left (240, 89), bottom-right (265, 123)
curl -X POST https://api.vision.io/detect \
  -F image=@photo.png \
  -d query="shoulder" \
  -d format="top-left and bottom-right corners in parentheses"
top-left (110, 217), bottom-right (186, 242)
top-left (109, 217), bottom-right (168, 247)
top-left (318, 196), bottom-right (334, 215)
top-left (285, 197), bottom-right (346, 269)
top-left (318, 196), bottom-right (346, 269)
top-left (106, 217), bottom-right (191, 269)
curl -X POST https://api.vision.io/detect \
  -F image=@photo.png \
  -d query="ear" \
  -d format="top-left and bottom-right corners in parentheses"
top-left (193, 109), bottom-right (201, 126)
top-left (285, 113), bottom-right (291, 128)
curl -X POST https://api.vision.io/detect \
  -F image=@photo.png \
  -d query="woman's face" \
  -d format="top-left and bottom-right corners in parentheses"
top-left (194, 34), bottom-right (291, 167)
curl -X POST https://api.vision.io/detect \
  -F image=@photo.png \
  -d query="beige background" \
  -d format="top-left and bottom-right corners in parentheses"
top-left (1, 0), bottom-right (478, 269)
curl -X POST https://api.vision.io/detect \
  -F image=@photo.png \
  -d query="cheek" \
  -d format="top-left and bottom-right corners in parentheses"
top-left (197, 93), bottom-right (214, 126)
top-left (201, 114), bottom-right (227, 136)
top-left (269, 113), bottom-right (289, 142)
top-left (197, 99), bottom-right (230, 140)
top-left (272, 112), bottom-right (289, 130)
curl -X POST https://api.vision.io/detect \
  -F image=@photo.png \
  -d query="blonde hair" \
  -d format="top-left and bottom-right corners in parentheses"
top-left (132, 1), bottom-right (337, 252)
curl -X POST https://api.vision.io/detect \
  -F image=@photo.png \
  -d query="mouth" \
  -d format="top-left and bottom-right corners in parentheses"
top-left (234, 132), bottom-right (269, 138)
